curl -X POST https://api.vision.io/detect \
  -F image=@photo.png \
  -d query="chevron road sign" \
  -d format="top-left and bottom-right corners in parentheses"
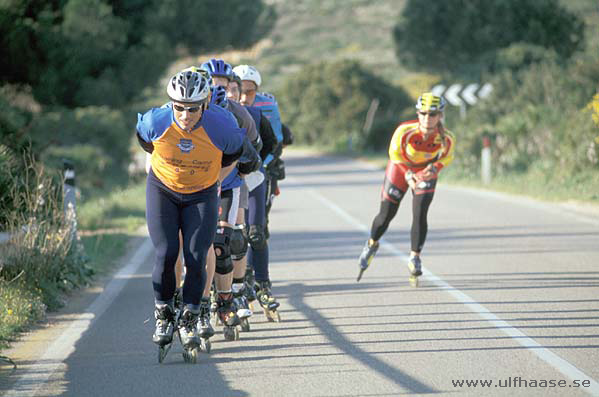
top-left (431, 83), bottom-right (493, 107)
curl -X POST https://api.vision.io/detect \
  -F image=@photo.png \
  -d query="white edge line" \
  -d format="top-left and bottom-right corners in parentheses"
top-left (307, 188), bottom-right (599, 396)
top-left (6, 238), bottom-right (153, 397)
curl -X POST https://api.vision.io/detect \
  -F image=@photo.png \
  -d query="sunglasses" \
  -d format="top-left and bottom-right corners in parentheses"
top-left (418, 111), bottom-right (441, 117)
top-left (173, 104), bottom-right (202, 113)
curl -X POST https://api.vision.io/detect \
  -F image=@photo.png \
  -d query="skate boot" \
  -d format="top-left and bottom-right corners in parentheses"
top-left (178, 308), bottom-right (201, 363)
top-left (408, 255), bottom-right (422, 287)
top-left (198, 297), bottom-right (213, 353)
top-left (217, 292), bottom-right (241, 341)
top-left (256, 280), bottom-right (281, 322)
top-left (244, 267), bottom-right (257, 304)
top-left (232, 283), bottom-right (253, 332)
top-left (357, 239), bottom-right (379, 282)
top-left (153, 304), bottom-right (175, 346)
top-left (153, 303), bottom-right (176, 363)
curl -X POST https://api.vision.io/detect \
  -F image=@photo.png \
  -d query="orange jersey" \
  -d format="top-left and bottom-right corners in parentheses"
top-left (388, 120), bottom-right (455, 171)
top-left (137, 105), bottom-right (245, 193)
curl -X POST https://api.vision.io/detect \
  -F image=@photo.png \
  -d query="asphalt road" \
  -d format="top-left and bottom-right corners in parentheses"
top-left (2, 151), bottom-right (599, 397)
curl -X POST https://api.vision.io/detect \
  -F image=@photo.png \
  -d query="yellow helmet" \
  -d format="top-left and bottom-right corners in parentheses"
top-left (416, 93), bottom-right (446, 112)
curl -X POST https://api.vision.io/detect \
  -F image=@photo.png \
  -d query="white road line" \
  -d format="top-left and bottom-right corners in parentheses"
top-left (5, 238), bottom-right (154, 397)
top-left (308, 188), bottom-right (599, 396)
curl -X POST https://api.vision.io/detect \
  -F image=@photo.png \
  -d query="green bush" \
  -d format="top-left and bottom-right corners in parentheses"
top-left (449, 59), bottom-right (598, 180)
top-left (276, 59), bottom-right (413, 151)
top-left (29, 106), bottom-right (131, 192)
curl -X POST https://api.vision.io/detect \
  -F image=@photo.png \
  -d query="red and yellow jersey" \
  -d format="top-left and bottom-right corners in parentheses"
top-left (136, 105), bottom-right (244, 193)
top-left (388, 120), bottom-right (455, 171)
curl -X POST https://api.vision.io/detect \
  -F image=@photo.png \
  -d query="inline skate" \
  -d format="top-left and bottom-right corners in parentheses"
top-left (357, 239), bottom-right (379, 282)
top-left (256, 280), bottom-right (280, 322)
top-left (153, 303), bottom-right (177, 363)
top-left (216, 292), bottom-right (241, 341)
top-left (232, 283), bottom-right (252, 332)
top-left (408, 255), bottom-right (422, 288)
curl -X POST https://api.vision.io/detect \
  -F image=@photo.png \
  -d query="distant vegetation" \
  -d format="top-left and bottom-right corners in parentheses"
top-left (266, 0), bottom-right (599, 201)
top-left (393, 0), bottom-right (585, 75)
top-left (1, 0), bottom-right (276, 198)
top-left (276, 59), bottom-right (412, 151)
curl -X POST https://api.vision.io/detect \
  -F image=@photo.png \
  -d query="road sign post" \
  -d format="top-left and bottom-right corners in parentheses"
top-left (481, 136), bottom-right (491, 185)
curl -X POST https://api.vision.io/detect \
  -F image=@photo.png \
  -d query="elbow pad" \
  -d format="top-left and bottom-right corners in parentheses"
top-left (136, 132), bottom-right (154, 153)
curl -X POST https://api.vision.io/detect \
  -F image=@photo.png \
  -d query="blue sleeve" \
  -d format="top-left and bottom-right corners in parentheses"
top-left (136, 107), bottom-right (173, 142)
top-left (203, 107), bottom-right (245, 154)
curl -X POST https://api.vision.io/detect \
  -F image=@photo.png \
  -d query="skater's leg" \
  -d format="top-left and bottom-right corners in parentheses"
top-left (408, 191), bottom-right (435, 277)
top-left (410, 191), bottom-right (435, 255)
top-left (370, 199), bottom-right (401, 241)
top-left (146, 173), bottom-right (181, 305)
top-left (180, 187), bottom-right (218, 309)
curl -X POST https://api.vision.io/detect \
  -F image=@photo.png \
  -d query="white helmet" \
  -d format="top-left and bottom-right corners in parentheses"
top-left (232, 65), bottom-right (261, 87)
top-left (166, 70), bottom-right (211, 104)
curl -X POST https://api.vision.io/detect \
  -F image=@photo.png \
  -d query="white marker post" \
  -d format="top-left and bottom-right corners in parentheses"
top-left (481, 136), bottom-right (491, 185)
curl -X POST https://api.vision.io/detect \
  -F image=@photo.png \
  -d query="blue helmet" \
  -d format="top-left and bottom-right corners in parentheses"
top-left (210, 85), bottom-right (228, 108)
top-left (201, 58), bottom-right (233, 80)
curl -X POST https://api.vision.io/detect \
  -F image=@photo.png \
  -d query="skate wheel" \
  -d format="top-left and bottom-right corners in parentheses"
top-left (264, 309), bottom-right (281, 322)
top-left (183, 347), bottom-right (199, 364)
top-left (271, 311), bottom-right (281, 323)
top-left (158, 344), bottom-right (170, 364)
top-left (224, 326), bottom-right (237, 341)
top-left (409, 275), bottom-right (419, 288)
top-left (201, 338), bottom-right (211, 353)
top-left (241, 318), bottom-right (250, 332)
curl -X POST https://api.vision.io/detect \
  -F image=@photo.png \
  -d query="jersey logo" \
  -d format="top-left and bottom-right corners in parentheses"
top-left (177, 139), bottom-right (195, 153)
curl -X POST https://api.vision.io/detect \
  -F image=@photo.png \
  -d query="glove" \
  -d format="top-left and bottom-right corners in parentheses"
top-left (237, 157), bottom-right (262, 175)
top-left (266, 157), bottom-right (285, 180)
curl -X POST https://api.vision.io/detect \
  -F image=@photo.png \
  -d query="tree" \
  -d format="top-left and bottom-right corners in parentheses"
top-left (276, 59), bottom-right (413, 151)
top-left (393, 0), bottom-right (585, 74)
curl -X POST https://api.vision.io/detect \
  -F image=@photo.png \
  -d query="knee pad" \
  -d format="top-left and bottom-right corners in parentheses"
top-left (248, 224), bottom-right (267, 250)
top-left (230, 224), bottom-right (248, 261)
top-left (214, 226), bottom-right (233, 274)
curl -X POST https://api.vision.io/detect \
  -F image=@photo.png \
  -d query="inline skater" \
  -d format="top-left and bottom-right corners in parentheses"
top-left (232, 64), bottom-right (284, 320)
top-left (136, 69), bottom-right (260, 362)
top-left (357, 93), bottom-right (455, 286)
top-left (201, 59), bottom-right (263, 337)
top-left (227, 71), bottom-right (279, 320)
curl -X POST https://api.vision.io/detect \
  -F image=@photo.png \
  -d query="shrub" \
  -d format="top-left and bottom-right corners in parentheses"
top-left (276, 59), bottom-right (413, 152)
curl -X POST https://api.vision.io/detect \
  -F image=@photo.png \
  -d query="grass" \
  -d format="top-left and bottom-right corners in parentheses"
top-left (77, 179), bottom-right (147, 276)
top-left (0, 179), bottom-right (147, 351)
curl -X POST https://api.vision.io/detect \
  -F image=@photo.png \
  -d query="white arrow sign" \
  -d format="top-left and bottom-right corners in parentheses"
top-left (431, 84), bottom-right (446, 97)
top-left (444, 84), bottom-right (463, 106)
top-left (430, 82), bottom-right (494, 107)
top-left (478, 83), bottom-right (493, 99)
top-left (461, 83), bottom-right (479, 105)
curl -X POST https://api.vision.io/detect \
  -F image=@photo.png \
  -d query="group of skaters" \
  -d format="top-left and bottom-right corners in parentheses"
top-left (136, 58), bottom-right (455, 362)
top-left (136, 59), bottom-right (291, 361)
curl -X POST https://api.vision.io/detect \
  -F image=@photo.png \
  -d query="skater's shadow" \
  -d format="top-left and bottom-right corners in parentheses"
top-left (285, 282), bottom-right (439, 395)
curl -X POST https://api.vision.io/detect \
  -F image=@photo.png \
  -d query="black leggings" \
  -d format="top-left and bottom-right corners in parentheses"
top-left (146, 170), bottom-right (218, 308)
top-left (370, 192), bottom-right (435, 253)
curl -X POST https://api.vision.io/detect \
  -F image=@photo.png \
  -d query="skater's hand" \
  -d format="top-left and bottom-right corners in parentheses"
top-left (404, 170), bottom-right (417, 190)
top-left (421, 164), bottom-right (438, 179)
